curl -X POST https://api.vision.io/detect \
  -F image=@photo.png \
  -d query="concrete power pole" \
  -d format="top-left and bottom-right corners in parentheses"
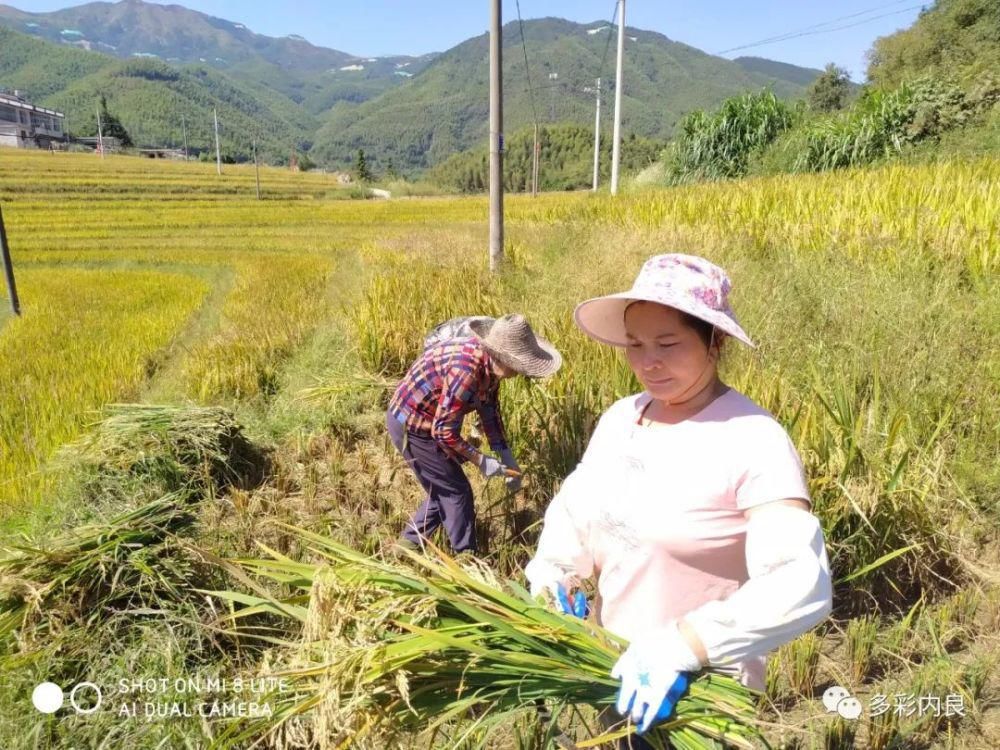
top-left (592, 77), bottom-right (601, 191)
top-left (96, 103), bottom-right (105, 160)
top-left (489, 0), bottom-right (504, 272)
top-left (181, 114), bottom-right (189, 160)
top-left (531, 123), bottom-right (539, 197)
top-left (253, 138), bottom-right (261, 200)
top-left (610, 0), bottom-right (625, 195)
top-left (213, 108), bottom-right (222, 176)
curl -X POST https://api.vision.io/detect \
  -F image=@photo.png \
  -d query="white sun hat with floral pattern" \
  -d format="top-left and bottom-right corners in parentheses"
top-left (573, 253), bottom-right (755, 348)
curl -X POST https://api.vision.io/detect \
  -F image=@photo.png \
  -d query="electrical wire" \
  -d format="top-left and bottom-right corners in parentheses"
top-left (515, 0), bottom-right (539, 125)
top-left (716, 1), bottom-right (924, 55)
top-left (594, 1), bottom-right (620, 89)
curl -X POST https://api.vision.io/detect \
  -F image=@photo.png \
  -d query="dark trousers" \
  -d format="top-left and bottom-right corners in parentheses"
top-left (386, 410), bottom-right (477, 553)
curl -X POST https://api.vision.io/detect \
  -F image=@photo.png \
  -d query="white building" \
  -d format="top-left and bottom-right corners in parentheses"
top-left (0, 90), bottom-right (66, 149)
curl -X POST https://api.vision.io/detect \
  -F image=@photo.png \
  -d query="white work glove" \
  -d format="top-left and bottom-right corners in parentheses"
top-left (611, 621), bottom-right (702, 734)
top-left (477, 454), bottom-right (505, 479)
top-left (499, 448), bottom-right (522, 492)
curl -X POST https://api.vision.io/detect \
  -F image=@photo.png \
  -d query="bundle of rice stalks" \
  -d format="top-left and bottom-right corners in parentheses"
top-left (64, 403), bottom-right (268, 500)
top-left (0, 492), bottom-right (202, 653)
top-left (203, 525), bottom-right (766, 750)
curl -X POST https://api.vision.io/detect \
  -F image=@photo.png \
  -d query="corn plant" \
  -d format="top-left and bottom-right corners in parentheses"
top-left (668, 90), bottom-right (797, 181)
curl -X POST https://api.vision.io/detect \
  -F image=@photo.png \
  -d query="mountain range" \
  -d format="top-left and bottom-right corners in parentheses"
top-left (0, 0), bottom-right (823, 172)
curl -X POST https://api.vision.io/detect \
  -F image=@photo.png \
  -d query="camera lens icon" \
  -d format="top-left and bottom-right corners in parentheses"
top-left (32, 682), bottom-right (102, 715)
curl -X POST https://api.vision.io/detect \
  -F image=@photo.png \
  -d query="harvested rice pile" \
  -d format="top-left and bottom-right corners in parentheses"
top-left (206, 527), bottom-right (766, 750)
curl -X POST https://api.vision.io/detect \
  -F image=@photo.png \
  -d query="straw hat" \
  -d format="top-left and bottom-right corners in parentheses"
top-left (468, 314), bottom-right (562, 378)
top-left (574, 253), bottom-right (755, 348)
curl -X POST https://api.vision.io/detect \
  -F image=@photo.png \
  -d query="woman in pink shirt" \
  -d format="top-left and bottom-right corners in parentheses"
top-left (525, 254), bottom-right (833, 748)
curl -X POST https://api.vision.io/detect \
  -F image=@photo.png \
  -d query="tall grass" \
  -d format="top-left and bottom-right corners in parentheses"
top-left (795, 78), bottom-right (1000, 173)
top-left (665, 90), bottom-right (797, 181)
top-left (796, 85), bottom-right (920, 172)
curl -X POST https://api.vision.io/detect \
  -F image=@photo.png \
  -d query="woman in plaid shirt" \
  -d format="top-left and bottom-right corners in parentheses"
top-left (387, 314), bottom-right (562, 553)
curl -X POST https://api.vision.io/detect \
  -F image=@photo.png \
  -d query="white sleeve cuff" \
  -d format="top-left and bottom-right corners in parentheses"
top-left (684, 504), bottom-right (833, 666)
top-left (524, 467), bottom-right (597, 596)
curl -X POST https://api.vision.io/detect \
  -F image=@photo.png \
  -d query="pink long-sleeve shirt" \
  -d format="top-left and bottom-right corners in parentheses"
top-left (525, 387), bottom-right (813, 690)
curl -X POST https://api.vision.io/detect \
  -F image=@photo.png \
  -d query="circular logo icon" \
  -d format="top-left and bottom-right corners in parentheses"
top-left (69, 682), bottom-right (102, 715)
top-left (837, 695), bottom-right (864, 720)
top-left (32, 682), bottom-right (64, 714)
top-left (822, 685), bottom-right (851, 713)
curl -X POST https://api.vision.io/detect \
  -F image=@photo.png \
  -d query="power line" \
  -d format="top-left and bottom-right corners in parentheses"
top-left (514, 0), bottom-right (542, 195)
top-left (716, 2), bottom-right (924, 55)
top-left (594, 1), bottom-right (619, 90)
top-left (528, 7), bottom-right (619, 98)
top-left (716, 0), bottom-right (918, 54)
top-left (724, 0), bottom-right (916, 49)
top-left (514, 0), bottom-right (538, 125)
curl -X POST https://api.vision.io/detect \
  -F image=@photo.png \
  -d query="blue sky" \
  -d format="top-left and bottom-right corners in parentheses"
top-left (13, 0), bottom-right (926, 80)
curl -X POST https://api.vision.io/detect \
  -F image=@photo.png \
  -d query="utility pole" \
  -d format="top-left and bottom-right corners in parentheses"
top-left (489, 0), bottom-right (504, 272)
top-left (610, 0), bottom-right (625, 195)
top-left (252, 138), bottom-right (261, 200)
top-left (181, 114), bottom-right (189, 160)
top-left (96, 103), bottom-right (105, 160)
top-left (592, 77), bottom-right (602, 191)
top-left (531, 123), bottom-right (539, 197)
top-left (213, 108), bottom-right (222, 176)
top-left (0, 205), bottom-right (21, 316)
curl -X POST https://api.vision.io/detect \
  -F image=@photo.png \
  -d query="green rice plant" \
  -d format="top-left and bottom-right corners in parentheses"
top-left (901, 655), bottom-right (983, 744)
top-left (201, 528), bottom-right (767, 750)
top-left (846, 614), bottom-right (880, 684)
top-left (783, 632), bottom-right (822, 697)
top-left (346, 259), bottom-right (512, 378)
top-left (0, 268), bottom-right (207, 508)
top-left (865, 703), bottom-right (899, 750)
top-left (798, 368), bottom-right (965, 614)
top-left (183, 255), bottom-right (335, 402)
top-left (823, 717), bottom-right (856, 750)
top-left (873, 596), bottom-right (925, 675)
top-left (935, 586), bottom-right (983, 634)
top-left (765, 648), bottom-right (788, 705)
top-left (984, 586), bottom-right (1000, 633)
top-left (921, 603), bottom-right (964, 656)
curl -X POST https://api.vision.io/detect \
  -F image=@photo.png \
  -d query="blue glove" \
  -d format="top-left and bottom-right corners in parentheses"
top-left (555, 583), bottom-right (588, 618)
top-left (618, 672), bottom-right (690, 734)
top-left (611, 622), bottom-right (701, 734)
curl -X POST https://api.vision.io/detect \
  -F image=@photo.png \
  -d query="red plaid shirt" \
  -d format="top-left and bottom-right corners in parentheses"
top-left (388, 338), bottom-right (509, 463)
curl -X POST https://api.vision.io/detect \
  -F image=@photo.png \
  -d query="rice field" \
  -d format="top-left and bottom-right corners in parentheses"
top-left (0, 148), bottom-right (997, 748)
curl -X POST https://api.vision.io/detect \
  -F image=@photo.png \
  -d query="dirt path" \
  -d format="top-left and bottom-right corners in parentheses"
top-left (142, 263), bottom-right (236, 402)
